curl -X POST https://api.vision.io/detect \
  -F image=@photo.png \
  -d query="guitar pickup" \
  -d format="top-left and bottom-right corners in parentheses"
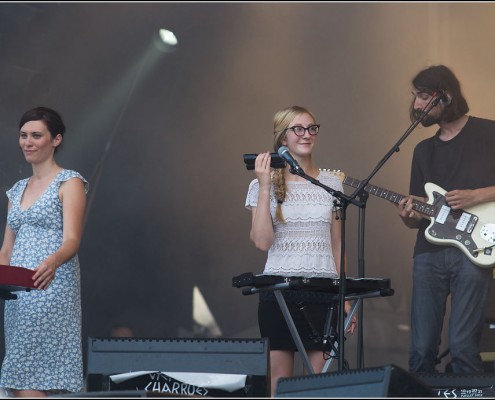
top-left (456, 212), bottom-right (471, 232)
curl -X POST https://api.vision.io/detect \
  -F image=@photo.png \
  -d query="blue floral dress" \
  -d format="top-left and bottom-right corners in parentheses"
top-left (0, 169), bottom-right (88, 393)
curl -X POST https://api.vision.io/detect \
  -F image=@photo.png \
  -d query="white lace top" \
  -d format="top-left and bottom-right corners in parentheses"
top-left (245, 170), bottom-right (343, 278)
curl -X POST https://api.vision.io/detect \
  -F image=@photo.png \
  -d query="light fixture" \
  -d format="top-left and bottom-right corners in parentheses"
top-left (158, 29), bottom-right (178, 46)
top-left (153, 28), bottom-right (178, 53)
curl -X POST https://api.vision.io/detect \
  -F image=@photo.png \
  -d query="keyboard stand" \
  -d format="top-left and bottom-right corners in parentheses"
top-left (321, 290), bottom-right (388, 372)
top-left (274, 289), bottom-right (315, 374)
top-left (248, 283), bottom-right (391, 374)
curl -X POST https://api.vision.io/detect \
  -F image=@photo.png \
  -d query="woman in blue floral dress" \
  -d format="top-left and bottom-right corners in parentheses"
top-left (0, 107), bottom-right (88, 397)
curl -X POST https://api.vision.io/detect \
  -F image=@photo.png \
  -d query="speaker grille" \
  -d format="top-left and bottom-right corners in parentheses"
top-left (276, 365), bottom-right (433, 397)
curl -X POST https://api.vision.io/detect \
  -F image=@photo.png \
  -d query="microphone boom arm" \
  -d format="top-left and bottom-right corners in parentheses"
top-left (350, 92), bottom-right (442, 200)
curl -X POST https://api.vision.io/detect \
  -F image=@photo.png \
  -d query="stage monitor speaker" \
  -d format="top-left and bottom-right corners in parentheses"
top-left (275, 364), bottom-right (433, 397)
top-left (86, 337), bottom-right (269, 397)
top-left (414, 372), bottom-right (495, 397)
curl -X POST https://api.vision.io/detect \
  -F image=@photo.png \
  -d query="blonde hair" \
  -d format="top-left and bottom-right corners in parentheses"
top-left (272, 106), bottom-right (317, 222)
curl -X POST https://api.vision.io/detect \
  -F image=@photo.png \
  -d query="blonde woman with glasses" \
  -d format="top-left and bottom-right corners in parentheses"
top-left (245, 105), bottom-right (356, 395)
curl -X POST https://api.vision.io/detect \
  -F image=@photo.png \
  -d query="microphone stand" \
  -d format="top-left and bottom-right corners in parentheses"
top-left (287, 166), bottom-right (363, 372)
top-left (288, 93), bottom-right (443, 372)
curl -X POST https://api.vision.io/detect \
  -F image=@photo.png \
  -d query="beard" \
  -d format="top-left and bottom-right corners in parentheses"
top-left (413, 107), bottom-right (446, 127)
top-left (420, 114), bottom-right (440, 127)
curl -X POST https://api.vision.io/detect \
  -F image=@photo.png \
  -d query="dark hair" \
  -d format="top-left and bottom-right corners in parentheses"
top-left (409, 65), bottom-right (469, 123)
top-left (19, 107), bottom-right (65, 153)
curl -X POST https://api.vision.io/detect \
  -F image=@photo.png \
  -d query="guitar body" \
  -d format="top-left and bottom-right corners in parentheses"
top-left (342, 174), bottom-right (495, 268)
top-left (423, 182), bottom-right (495, 268)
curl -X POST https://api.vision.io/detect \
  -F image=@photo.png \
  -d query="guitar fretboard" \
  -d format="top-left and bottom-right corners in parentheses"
top-left (344, 176), bottom-right (436, 217)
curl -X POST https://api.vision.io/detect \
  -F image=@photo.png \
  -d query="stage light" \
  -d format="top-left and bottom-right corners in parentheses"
top-left (153, 28), bottom-right (178, 53)
top-left (158, 29), bottom-right (178, 46)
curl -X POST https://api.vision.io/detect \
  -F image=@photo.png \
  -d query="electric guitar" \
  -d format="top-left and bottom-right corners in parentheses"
top-left (343, 176), bottom-right (495, 268)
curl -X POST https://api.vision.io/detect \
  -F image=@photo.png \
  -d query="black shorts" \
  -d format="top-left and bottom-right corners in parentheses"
top-left (258, 291), bottom-right (339, 351)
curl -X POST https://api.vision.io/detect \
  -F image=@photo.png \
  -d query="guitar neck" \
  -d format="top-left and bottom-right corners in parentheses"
top-left (343, 176), bottom-right (435, 217)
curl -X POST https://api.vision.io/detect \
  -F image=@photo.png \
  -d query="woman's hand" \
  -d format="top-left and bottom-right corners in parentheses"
top-left (32, 258), bottom-right (57, 290)
top-left (254, 152), bottom-right (272, 189)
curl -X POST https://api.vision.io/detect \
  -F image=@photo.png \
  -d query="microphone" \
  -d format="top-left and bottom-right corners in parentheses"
top-left (437, 89), bottom-right (452, 106)
top-left (277, 146), bottom-right (304, 175)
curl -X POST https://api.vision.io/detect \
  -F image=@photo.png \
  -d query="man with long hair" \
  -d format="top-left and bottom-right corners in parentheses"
top-left (398, 65), bottom-right (495, 373)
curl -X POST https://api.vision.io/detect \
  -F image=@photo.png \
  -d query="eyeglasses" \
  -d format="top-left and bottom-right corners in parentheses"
top-left (284, 124), bottom-right (320, 137)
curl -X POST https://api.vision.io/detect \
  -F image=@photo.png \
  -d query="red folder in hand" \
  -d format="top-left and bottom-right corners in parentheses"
top-left (0, 264), bottom-right (36, 292)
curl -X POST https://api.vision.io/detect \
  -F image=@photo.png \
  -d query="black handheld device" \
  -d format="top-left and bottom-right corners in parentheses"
top-left (243, 153), bottom-right (286, 170)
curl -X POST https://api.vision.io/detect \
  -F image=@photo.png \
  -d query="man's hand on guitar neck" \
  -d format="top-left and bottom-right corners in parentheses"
top-left (398, 195), bottom-right (424, 229)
